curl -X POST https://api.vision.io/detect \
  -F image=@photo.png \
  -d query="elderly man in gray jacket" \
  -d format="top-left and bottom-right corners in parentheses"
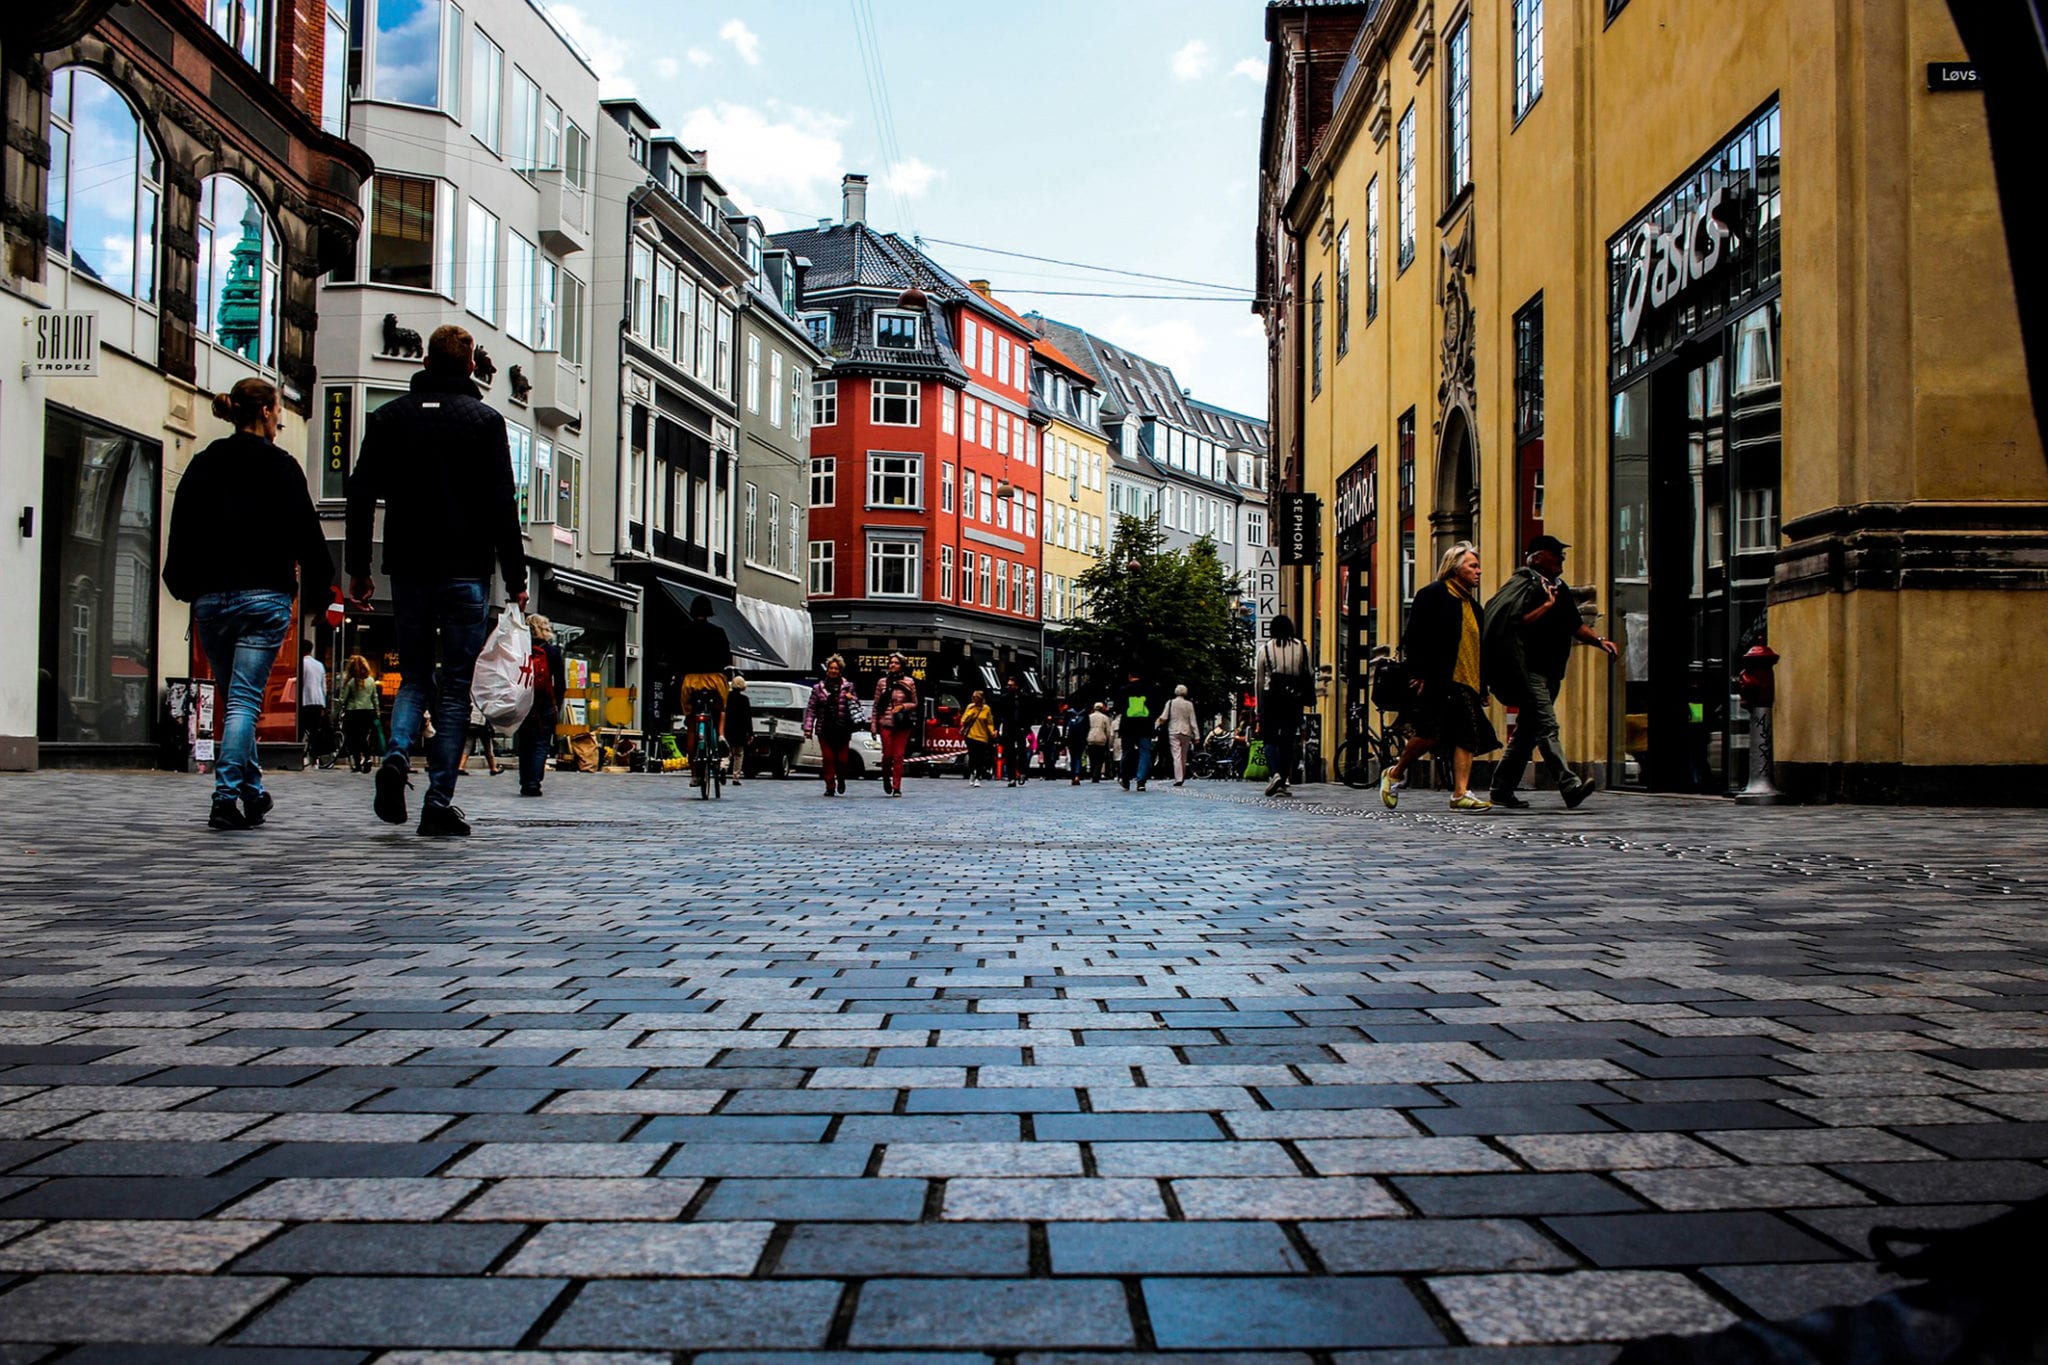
top-left (1481, 534), bottom-right (1617, 809)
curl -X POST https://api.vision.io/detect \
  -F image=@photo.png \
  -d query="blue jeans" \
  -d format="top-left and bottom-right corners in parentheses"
top-left (386, 578), bottom-right (490, 810)
top-left (517, 709), bottom-right (555, 792)
top-left (193, 589), bottom-right (295, 804)
top-left (1120, 734), bottom-right (1154, 787)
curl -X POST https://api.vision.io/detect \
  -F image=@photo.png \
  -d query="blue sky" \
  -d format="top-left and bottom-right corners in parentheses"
top-left (546, 0), bottom-right (1272, 417)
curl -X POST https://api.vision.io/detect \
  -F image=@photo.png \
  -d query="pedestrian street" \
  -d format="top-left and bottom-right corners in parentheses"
top-left (0, 770), bottom-right (2043, 1360)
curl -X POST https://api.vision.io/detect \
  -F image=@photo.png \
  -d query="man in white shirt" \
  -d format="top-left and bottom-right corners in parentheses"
top-left (299, 642), bottom-right (330, 764)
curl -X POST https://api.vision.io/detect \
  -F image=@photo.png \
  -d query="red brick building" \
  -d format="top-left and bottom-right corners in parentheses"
top-left (776, 177), bottom-right (1047, 715)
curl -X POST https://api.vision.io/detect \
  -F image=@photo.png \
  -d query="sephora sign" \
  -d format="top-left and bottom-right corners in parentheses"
top-left (1618, 179), bottom-right (1747, 349)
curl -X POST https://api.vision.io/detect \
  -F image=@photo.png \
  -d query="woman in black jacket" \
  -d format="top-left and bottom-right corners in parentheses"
top-left (1381, 541), bottom-right (1499, 811)
top-left (163, 378), bottom-right (338, 830)
top-left (516, 614), bottom-right (568, 796)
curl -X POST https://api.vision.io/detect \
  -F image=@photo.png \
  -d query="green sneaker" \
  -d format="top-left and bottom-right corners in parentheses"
top-left (1449, 792), bottom-right (1493, 812)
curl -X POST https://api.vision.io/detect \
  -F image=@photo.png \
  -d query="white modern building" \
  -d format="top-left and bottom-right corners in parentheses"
top-left (313, 0), bottom-right (628, 705)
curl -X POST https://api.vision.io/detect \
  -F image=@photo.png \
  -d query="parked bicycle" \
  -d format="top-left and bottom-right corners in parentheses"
top-left (1334, 662), bottom-right (1404, 789)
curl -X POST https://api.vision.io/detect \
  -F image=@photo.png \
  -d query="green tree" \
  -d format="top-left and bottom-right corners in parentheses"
top-left (1061, 515), bottom-right (1250, 713)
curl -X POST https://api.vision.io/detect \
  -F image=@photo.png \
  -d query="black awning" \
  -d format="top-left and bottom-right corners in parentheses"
top-left (652, 580), bottom-right (785, 668)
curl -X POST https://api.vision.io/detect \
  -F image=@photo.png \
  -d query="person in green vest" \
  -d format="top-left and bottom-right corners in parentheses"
top-left (1117, 668), bottom-right (1160, 792)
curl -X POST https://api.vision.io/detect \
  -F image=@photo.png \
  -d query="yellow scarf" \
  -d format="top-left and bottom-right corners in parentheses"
top-left (1450, 580), bottom-right (1483, 694)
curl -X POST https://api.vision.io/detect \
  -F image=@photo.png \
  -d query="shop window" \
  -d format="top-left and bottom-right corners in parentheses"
top-left (47, 68), bottom-right (160, 307)
top-left (39, 410), bottom-right (160, 745)
top-left (196, 176), bottom-right (280, 371)
top-left (810, 540), bottom-right (835, 595)
top-left (867, 538), bottom-right (920, 597)
top-left (872, 379), bottom-right (921, 426)
top-left (1732, 304), bottom-right (1779, 394)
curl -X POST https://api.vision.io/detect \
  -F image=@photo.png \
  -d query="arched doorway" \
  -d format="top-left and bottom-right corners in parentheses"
top-left (1431, 404), bottom-right (1479, 565)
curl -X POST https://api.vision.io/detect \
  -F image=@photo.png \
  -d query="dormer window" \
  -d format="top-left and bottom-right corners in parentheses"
top-left (801, 312), bottom-right (832, 348)
top-left (668, 167), bottom-right (686, 199)
top-left (875, 311), bottom-right (919, 349)
top-left (627, 130), bottom-right (648, 166)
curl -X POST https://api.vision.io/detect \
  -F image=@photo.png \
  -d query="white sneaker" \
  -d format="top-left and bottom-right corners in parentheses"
top-left (1264, 774), bottom-right (1285, 797)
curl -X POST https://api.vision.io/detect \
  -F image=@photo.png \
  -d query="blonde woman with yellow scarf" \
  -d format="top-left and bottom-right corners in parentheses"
top-left (1380, 542), bottom-right (1500, 811)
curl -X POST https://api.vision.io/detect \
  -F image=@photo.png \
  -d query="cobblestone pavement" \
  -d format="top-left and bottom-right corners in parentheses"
top-left (0, 766), bottom-right (2043, 1362)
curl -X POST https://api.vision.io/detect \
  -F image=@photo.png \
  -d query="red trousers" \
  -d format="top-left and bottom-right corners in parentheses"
top-left (818, 738), bottom-right (851, 789)
top-left (878, 726), bottom-right (911, 790)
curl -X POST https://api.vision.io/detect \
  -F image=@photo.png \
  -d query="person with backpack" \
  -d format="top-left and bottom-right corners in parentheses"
top-left (1117, 669), bottom-right (1161, 792)
top-left (1256, 616), bottom-right (1313, 797)
top-left (1064, 705), bottom-right (1092, 786)
top-left (1481, 534), bottom-right (1617, 809)
top-left (1037, 712), bottom-right (1065, 781)
top-left (516, 614), bottom-right (565, 797)
top-left (804, 654), bottom-right (861, 796)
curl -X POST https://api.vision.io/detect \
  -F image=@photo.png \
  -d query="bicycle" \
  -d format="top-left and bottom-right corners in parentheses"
top-left (1333, 694), bottom-right (1402, 790)
top-left (686, 688), bottom-right (724, 800)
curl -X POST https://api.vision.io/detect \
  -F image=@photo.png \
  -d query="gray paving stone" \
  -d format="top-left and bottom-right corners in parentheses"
top-left (694, 1177), bottom-right (927, 1221)
top-left (773, 1222), bottom-right (1031, 1277)
top-left (234, 1276), bottom-right (566, 1347)
top-left (1048, 1221), bottom-right (1308, 1274)
top-left (1428, 1271), bottom-right (1738, 1345)
top-left (542, 1280), bottom-right (843, 1350)
top-left (1304, 1218), bottom-right (1578, 1273)
top-left (0, 1273), bottom-right (288, 1343)
top-left (498, 1221), bottom-right (772, 1277)
top-left (230, 1223), bottom-right (524, 1275)
top-left (1143, 1276), bottom-right (1443, 1349)
top-left (852, 1279), bottom-right (1134, 1348)
top-left (1544, 1211), bottom-right (1849, 1267)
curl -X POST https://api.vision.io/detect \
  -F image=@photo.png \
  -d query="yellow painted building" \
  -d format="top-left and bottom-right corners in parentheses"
top-left (1031, 338), bottom-right (1110, 697)
top-left (1259, 0), bottom-right (2046, 801)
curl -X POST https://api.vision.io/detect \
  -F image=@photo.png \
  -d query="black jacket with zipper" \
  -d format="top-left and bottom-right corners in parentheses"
top-left (162, 432), bottom-right (336, 602)
top-left (344, 370), bottom-right (527, 593)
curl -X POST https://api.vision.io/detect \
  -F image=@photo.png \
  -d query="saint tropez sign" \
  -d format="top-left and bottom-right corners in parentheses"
top-left (26, 311), bottom-right (98, 376)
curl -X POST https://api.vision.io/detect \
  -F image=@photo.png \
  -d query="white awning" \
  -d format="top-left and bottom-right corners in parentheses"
top-left (735, 594), bottom-right (813, 674)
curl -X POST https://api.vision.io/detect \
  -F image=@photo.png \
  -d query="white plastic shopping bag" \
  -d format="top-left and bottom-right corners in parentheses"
top-left (472, 604), bottom-right (535, 731)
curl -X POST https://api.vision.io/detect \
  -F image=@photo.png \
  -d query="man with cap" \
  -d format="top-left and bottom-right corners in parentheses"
top-left (1480, 534), bottom-right (1617, 808)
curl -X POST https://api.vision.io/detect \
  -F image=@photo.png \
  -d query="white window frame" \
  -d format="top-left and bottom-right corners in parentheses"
top-left (464, 200), bottom-right (498, 324)
top-left (770, 349), bottom-right (784, 428)
top-left (809, 539), bottom-right (835, 595)
top-left (746, 334), bottom-right (761, 413)
top-left (941, 461), bottom-right (955, 513)
top-left (813, 377), bottom-right (838, 427)
top-left (940, 545), bottom-right (955, 599)
top-left (505, 230), bottom-right (536, 345)
top-left (871, 378), bottom-right (921, 427)
top-left (866, 537), bottom-right (922, 598)
top-left (941, 386), bottom-right (956, 434)
top-left (866, 452), bottom-right (923, 509)
top-left (810, 456), bottom-right (836, 508)
top-left (470, 26), bottom-right (502, 153)
top-left (874, 310), bottom-right (920, 349)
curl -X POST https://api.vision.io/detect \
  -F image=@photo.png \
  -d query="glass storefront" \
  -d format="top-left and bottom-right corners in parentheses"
top-left (39, 408), bottom-right (161, 745)
top-left (1608, 101), bottom-right (1781, 792)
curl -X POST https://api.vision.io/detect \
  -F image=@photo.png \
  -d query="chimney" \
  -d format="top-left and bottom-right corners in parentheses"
top-left (968, 279), bottom-right (994, 300)
top-left (841, 173), bottom-right (869, 225)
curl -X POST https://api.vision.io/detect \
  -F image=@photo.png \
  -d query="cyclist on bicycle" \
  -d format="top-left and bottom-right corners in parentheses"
top-left (676, 595), bottom-right (732, 746)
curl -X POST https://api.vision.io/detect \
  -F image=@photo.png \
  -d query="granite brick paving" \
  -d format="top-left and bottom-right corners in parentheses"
top-left (0, 767), bottom-right (2042, 1360)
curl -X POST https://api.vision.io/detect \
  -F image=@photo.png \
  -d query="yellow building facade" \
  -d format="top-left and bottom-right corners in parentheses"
top-left (1260, 0), bottom-right (2046, 801)
top-left (1033, 342), bottom-right (1110, 696)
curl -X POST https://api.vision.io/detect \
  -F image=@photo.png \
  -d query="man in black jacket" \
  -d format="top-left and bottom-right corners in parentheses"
top-left (1482, 534), bottom-right (1617, 809)
top-left (346, 325), bottom-right (527, 836)
top-left (992, 676), bottom-right (1032, 786)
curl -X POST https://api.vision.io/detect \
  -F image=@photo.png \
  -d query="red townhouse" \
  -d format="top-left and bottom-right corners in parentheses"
top-left (774, 176), bottom-right (1047, 723)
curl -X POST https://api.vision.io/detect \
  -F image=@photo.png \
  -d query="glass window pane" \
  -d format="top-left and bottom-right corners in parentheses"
top-left (373, 0), bottom-right (443, 107)
top-left (368, 173), bottom-right (437, 289)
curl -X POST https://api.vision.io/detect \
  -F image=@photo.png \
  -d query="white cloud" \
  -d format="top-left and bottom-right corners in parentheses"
top-left (1171, 39), bottom-right (1214, 82)
top-left (720, 17), bottom-right (762, 66)
top-left (654, 56), bottom-right (679, 79)
top-left (884, 157), bottom-right (943, 199)
top-left (548, 5), bottom-right (635, 96)
top-left (1232, 57), bottom-right (1264, 81)
top-left (673, 101), bottom-right (847, 216)
top-left (687, 47), bottom-right (714, 68)
top-left (1103, 315), bottom-right (1209, 373)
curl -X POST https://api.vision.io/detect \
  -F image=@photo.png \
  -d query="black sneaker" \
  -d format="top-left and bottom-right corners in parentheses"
top-left (243, 790), bottom-right (274, 826)
top-left (1563, 778), bottom-right (1598, 809)
top-left (208, 797), bottom-right (250, 830)
top-left (519, 786), bottom-right (543, 797)
top-left (1490, 791), bottom-right (1531, 810)
top-left (418, 803), bottom-right (471, 837)
top-left (374, 757), bottom-right (410, 825)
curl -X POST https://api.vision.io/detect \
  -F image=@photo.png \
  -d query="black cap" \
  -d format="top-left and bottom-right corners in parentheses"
top-left (690, 595), bottom-right (714, 618)
top-left (1527, 534), bottom-right (1570, 557)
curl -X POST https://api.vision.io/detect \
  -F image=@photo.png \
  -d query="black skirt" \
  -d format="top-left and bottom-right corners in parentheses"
top-left (1403, 682), bottom-right (1500, 756)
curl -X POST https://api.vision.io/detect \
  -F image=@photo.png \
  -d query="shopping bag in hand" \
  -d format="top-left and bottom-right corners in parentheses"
top-left (472, 605), bottom-right (535, 731)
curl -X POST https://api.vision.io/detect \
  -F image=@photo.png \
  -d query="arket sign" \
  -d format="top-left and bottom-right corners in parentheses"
top-left (1619, 181), bottom-right (1744, 349)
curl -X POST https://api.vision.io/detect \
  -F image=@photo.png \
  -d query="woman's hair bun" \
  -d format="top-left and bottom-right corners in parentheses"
top-left (210, 391), bottom-right (236, 421)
